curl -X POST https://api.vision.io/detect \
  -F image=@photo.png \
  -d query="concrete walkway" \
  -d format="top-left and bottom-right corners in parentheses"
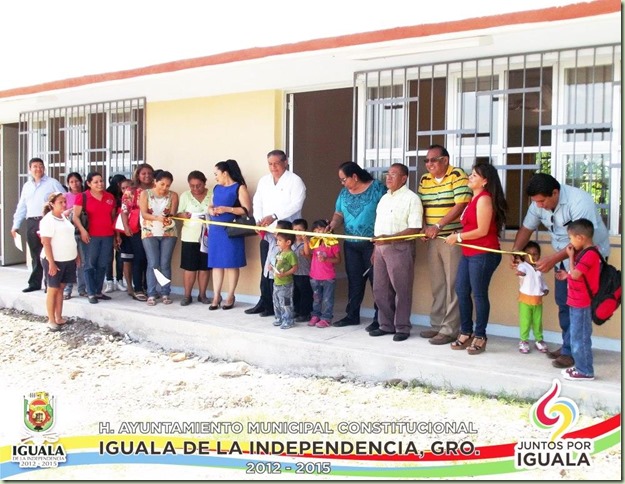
top-left (0, 265), bottom-right (620, 416)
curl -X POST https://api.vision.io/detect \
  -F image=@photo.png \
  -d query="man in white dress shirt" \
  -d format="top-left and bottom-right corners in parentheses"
top-left (11, 157), bottom-right (66, 292)
top-left (245, 150), bottom-right (306, 317)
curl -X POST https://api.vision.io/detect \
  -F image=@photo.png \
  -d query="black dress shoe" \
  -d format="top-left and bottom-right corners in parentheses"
top-left (393, 333), bottom-right (410, 342)
top-left (259, 310), bottom-right (275, 317)
top-left (244, 302), bottom-right (265, 315)
top-left (222, 296), bottom-right (236, 310)
top-left (369, 329), bottom-right (396, 337)
top-left (332, 317), bottom-right (360, 327)
top-left (365, 321), bottom-right (379, 332)
top-left (22, 286), bottom-right (40, 293)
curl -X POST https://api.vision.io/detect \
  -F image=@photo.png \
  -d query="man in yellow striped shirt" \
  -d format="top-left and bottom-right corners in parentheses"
top-left (417, 145), bottom-right (472, 345)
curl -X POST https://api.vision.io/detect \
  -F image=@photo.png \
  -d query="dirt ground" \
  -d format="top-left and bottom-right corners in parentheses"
top-left (0, 309), bottom-right (620, 480)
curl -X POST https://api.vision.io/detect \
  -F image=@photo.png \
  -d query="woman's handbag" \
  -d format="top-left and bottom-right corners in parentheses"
top-left (76, 192), bottom-right (89, 234)
top-left (226, 207), bottom-right (257, 238)
top-left (128, 208), bottom-right (141, 233)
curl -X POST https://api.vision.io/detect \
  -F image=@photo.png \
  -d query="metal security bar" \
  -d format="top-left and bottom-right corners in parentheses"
top-left (354, 45), bottom-right (621, 234)
top-left (18, 97), bottom-right (146, 189)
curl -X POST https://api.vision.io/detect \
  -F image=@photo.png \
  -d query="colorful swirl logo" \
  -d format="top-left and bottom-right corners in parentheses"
top-left (530, 379), bottom-right (579, 441)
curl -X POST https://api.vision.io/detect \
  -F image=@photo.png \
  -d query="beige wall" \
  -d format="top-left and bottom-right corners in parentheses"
top-left (145, 90), bottom-right (285, 297)
top-left (145, 89), bottom-right (621, 341)
top-left (351, 237), bottom-right (621, 340)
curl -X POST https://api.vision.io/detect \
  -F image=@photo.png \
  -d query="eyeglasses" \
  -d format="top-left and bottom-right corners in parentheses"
top-left (423, 156), bottom-right (445, 164)
top-left (384, 172), bottom-right (401, 179)
top-left (549, 213), bottom-right (570, 232)
top-left (339, 177), bottom-right (348, 183)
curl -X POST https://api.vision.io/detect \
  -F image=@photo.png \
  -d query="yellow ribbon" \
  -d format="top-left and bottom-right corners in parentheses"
top-left (309, 236), bottom-right (339, 249)
top-left (170, 217), bottom-right (371, 241)
top-left (435, 236), bottom-right (535, 264)
top-left (170, 217), bottom-right (532, 262)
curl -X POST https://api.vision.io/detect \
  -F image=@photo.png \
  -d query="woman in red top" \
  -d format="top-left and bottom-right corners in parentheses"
top-left (445, 163), bottom-right (508, 355)
top-left (120, 163), bottom-right (154, 301)
top-left (73, 172), bottom-right (116, 304)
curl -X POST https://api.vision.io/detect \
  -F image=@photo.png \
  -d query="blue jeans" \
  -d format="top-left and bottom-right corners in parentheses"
top-left (555, 275), bottom-right (572, 356)
top-left (142, 236), bottom-right (177, 297)
top-left (273, 283), bottom-right (294, 325)
top-left (82, 236), bottom-right (114, 296)
top-left (311, 278), bottom-right (336, 321)
top-left (455, 252), bottom-right (501, 338)
top-left (129, 232), bottom-right (148, 294)
top-left (65, 235), bottom-right (86, 295)
top-left (570, 306), bottom-right (594, 376)
top-left (344, 241), bottom-right (378, 323)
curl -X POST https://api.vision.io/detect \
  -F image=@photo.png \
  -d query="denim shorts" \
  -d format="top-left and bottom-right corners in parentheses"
top-left (42, 258), bottom-right (77, 288)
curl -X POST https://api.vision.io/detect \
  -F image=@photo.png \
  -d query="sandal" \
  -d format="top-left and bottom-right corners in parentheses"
top-left (133, 292), bottom-right (148, 302)
top-left (63, 293), bottom-right (72, 300)
top-left (467, 336), bottom-right (487, 355)
top-left (162, 296), bottom-right (172, 305)
top-left (450, 333), bottom-right (473, 350)
top-left (147, 297), bottom-right (157, 306)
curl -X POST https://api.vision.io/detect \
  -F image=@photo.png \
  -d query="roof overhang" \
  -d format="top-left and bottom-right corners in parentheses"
top-left (0, 0), bottom-right (620, 122)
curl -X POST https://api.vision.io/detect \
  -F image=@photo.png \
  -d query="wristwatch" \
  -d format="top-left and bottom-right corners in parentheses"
top-left (434, 223), bottom-right (442, 230)
top-left (272, 214), bottom-right (278, 221)
top-left (456, 232), bottom-right (463, 243)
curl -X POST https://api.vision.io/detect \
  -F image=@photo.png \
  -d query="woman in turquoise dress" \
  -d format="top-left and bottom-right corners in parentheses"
top-left (208, 159), bottom-right (252, 310)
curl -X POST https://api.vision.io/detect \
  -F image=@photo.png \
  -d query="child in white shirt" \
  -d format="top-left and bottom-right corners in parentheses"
top-left (516, 241), bottom-right (549, 354)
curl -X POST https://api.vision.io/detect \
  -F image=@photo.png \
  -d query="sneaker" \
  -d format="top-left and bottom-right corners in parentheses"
top-left (273, 319), bottom-right (282, 327)
top-left (308, 316), bottom-right (320, 327)
top-left (518, 341), bottom-right (530, 354)
top-left (316, 319), bottom-right (330, 328)
top-left (103, 280), bottom-right (115, 293)
top-left (562, 367), bottom-right (595, 381)
top-left (535, 340), bottom-right (548, 353)
top-left (117, 279), bottom-right (127, 291)
top-left (280, 321), bottom-right (295, 330)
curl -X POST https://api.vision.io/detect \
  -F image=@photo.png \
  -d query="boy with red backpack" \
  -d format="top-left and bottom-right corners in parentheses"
top-left (555, 218), bottom-right (602, 381)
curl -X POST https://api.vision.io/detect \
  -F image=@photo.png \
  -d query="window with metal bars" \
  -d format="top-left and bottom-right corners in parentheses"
top-left (355, 45), bottom-right (621, 235)
top-left (18, 97), bottom-right (146, 189)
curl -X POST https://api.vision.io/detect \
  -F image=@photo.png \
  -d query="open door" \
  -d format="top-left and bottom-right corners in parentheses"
top-left (288, 88), bottom-right (353, 224)
top-left (1, 123), bottom-right (24, 266)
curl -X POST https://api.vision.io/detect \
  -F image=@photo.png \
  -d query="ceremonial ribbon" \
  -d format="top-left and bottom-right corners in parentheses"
top-left (435, 236), bottom-right (535, 264)
top-left (170, 217), bottom-right (532, 262)
top-left (309, 236), bottom-right (339, 248)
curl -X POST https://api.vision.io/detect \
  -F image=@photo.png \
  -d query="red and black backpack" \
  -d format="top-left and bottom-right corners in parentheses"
top-left (580, 247), bottom-right (622, 325)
